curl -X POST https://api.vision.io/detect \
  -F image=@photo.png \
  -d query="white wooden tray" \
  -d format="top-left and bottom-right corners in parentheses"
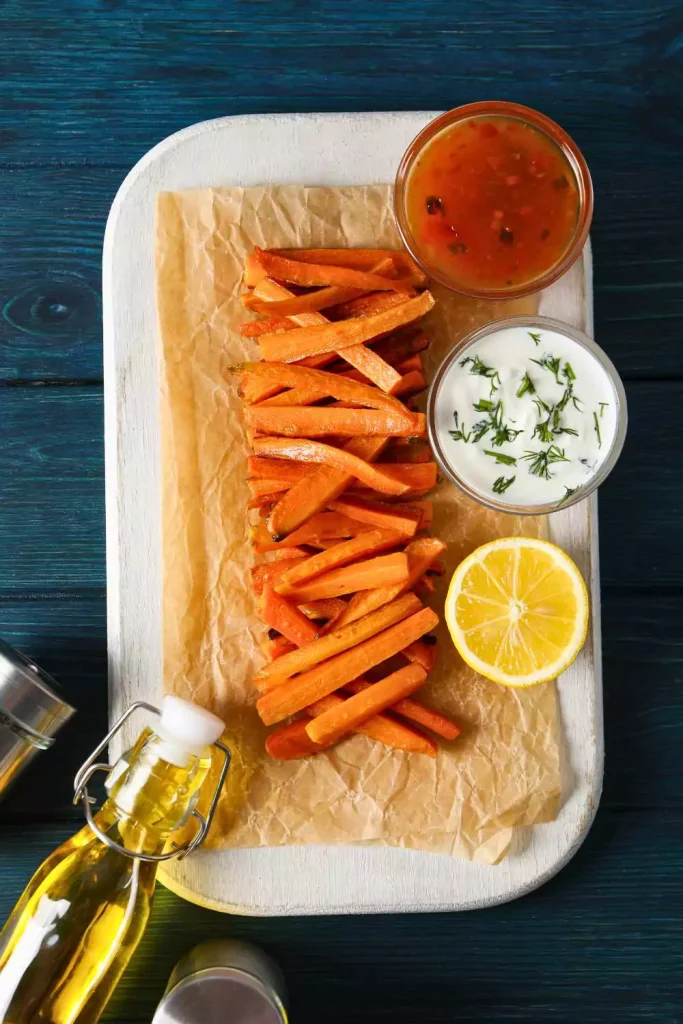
top-left (103, 112), bottom-right (602, 915)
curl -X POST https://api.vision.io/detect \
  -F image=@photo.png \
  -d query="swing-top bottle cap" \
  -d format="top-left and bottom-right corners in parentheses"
top-left (155, 696), bottom-right (224, 765)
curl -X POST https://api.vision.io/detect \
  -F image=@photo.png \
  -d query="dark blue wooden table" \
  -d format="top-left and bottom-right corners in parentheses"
top-left (1, 2), bottom-right (682, 1020)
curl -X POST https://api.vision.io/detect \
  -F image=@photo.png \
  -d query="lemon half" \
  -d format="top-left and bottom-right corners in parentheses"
top-left (445, 537), bottom-right (589, 687)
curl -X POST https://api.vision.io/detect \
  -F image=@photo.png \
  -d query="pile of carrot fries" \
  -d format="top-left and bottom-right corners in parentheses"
top-left (230, 247), bottom-right (461, 760)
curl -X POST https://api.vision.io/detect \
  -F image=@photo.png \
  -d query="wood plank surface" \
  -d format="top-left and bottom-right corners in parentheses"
top-left (0, 0), bottom-right (681, 1019)
top-left (0, 166), bottom-right (681, 381)
top-left (0, 812), bottom-right (681, 1023)
top-left (1, 383), bottom-right (680, 591)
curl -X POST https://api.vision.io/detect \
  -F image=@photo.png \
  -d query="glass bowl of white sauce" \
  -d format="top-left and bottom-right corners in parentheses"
top-left (427, 316), bottom-right (627, 514)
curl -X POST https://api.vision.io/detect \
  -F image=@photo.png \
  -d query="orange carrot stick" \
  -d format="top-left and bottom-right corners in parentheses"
top-left (253, 247), bottom-right (411, 294)
top-left (256, 606), bottom-right (439, 724)
top-left (328, 290), bottom-right (410, 322)
top-left (266, 436), bottom-right (388, 540)
top-left (344, 680), bottom-right (461, 741)
top-left (244, 406), bottom-right (423, 440)
top-left (228, 361), bottom-right (411, 418)
top-left (265, 719), bottom-right (331, 760)
top-left (260, 586), bottom-right (319, 648)
top-left (402, 639), bottom-right (437, 673)
top-left (251, 438), bottom-right (410, 500)
top-left (281, 551), bottom-right (409, 603)
top-left (255, 593), bottom-right (421, 689)
top-left (327, 496), bottom-right (422, 536)
top-left (260, 636), bottom-right (298, 663)
top-left (250, 557), bottom-right (309, 596)
top-left (306, 664), bottom-right (427, 745)
top-left (275, 528), bottom-right (403, 594)
top-left (258, 292), bottom-right (435, 363)
top-left (271, 248), bottom-right (427, 286)
top-left (334, 536), bottom-right (447, 627)
top-left (306, 693), bottom-right (437, 756)
top-left (251, 512), bottom-right (372, 553)
top-left (240, 315), bottom-right (297, 338)
top-left (296, 598), bottom-right (348, 621)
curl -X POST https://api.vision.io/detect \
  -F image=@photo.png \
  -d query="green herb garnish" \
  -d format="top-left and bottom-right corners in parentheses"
top-left (522, 445), bottom-right (570, 480)
top-left (492, 475), bottom-right (515, 495)
top-left (484, 450), bottom-right (517, 466)
top-left (563, 362), bottom-right (576, 382)
top-left (460, 355), bottom-right (502, 396)
top-left (531, 354), bottom-right (563, 386)
top-left (529, 331), bottom-right (542, 346)
top-left (472, 420), bottom-right (491, 442)
top-left (516, 372), bottom-right (535, 398)
top-left (473, 398), bottom-right (496, 413)
top-left (599, 401), bottom-right (609, 418)
top-left (557, 485), bottom-right (579, 506)
top-left (593, 411), bottom-right (602, 448)
top-left (449, 410), bottom-right (471, 443)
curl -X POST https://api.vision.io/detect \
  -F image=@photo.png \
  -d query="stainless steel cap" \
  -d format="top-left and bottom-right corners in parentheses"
top-left (153, 940), bottom-right (287, 1024)
top-left (0, 638), bottom-right (75, 743)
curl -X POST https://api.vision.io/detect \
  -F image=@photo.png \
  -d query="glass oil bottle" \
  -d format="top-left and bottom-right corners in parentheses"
top-left (0, 696), bottom-right (230, 1024)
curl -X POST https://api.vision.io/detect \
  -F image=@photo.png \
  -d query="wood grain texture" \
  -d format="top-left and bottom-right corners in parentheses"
top-left (0, 811), bottom-right (681, 1023)
top-left (0, 0), bottom-right (680, 1016)
top-left (1, 382), bottom-right (679, 591)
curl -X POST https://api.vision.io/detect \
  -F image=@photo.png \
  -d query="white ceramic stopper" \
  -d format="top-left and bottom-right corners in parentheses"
top-left (156, 695), bottom-right (225, 763)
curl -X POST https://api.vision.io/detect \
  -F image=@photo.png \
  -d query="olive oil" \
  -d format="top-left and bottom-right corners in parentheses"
top-left (0, 698), bottom-right (226, 1024)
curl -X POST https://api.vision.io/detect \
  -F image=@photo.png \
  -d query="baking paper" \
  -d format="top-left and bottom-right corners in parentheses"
top-left (155, 185), bottom-right (561, 865)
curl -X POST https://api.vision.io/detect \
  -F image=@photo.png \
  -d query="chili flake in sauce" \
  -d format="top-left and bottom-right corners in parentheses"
top-left (406, 115), bottom-right (580, 293)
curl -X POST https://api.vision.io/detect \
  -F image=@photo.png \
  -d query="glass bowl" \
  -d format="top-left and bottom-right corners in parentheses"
top-left (426, 315), bottom-right (627, 515)
top-left (394, 101), bottom-right (594, 300)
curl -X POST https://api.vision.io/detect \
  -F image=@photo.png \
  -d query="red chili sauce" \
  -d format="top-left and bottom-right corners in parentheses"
top-left (406, 115), bottom-right (580, 293)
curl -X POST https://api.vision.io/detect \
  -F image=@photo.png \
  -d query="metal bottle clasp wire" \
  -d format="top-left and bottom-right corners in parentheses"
top-left (73, 701), bottom-right (231, 863)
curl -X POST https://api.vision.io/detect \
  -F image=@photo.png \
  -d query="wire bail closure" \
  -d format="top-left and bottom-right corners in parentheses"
top-left (73, 701), bottom-right (231, 863)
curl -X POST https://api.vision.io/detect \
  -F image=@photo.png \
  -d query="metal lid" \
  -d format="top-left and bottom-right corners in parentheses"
top-left (153, 970), bottom-right (286, 1024)
top-left (0, 638), bottom-right (75, 743)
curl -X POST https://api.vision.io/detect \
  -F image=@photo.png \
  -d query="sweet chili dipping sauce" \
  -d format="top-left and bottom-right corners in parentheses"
top-left (395, 103), bottom-right (593, 299)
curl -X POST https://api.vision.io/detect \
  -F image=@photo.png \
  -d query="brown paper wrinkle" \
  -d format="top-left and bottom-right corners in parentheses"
top-left (156, 184), bottom-right (562, 866)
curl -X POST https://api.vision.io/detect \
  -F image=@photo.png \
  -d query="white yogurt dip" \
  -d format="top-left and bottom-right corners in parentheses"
top-left (431, 321), bottom-right (622, 508)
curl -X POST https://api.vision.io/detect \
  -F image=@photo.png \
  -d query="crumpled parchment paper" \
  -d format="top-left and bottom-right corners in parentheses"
top-left (155, 184), bottom-right (561, 865)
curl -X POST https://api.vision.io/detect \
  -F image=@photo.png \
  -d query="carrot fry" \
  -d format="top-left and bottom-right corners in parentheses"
top-left (272, 248), bottom-right (428, 286)
top-left (240, 315), bottom-right (297, 338)
top-left (243, 285), bottom-right (360, 317)
top-left (334, 536), bottom-right (447, 627)
top-left (381, 440), bottom-right (432, 464)
top-left (327, 496), bottom-right (422, 536)
top-left (396, 353), bottom-right (424, 374)
top-left (266, 436), bottom-right (388, 540)
top-left (266, 719), bottom-right (332, 760)
top-left (275, 528), bottom-right (403, 594)
top-left (402, 639), bottom-right (437, 673)
top-left (339, 343), bottom-right (403, 394)
top-left (306, 664), bottom-right (427, 745)
top-left (281, 551), bottom-right (409, 603)
top-left (260, 586), bottom-right (319, 648)
top-left (248, 458), bottom-right (308, 483)
top-left (258, 292), bottom-right (435, 362)
top-left (252, 438), bottom-right (409, 500)
top-left (252, 512), bottom-right (372, 553)
top-left (256, 593), bottom-right (421, 689)
top-left (253, 247), bottom-right (411, 294)
top-left (257, 387), bottom-right (327, 408)
top-left (250, 557), bottom-right (309, 597)
top-left (245, 406), bottom-right (421, 441)
top-left (229, 361), bottom-right (412, 418)
top-left (260, 636), bottom-right (298, 663)
top-left (328, 290), bottom-right (411, 322)
top-left (393, 370), bottom-right (427, 398)
top-left (305, 692), bottom-right (437, 756)
top-left (265, 546), bottom-right (310, 561)
top-left (256, 606), bottom-right (439, 724)
top-left (248, 477), bottom-right (290, 497)
top-left (243, 254), bottom-right (268, 288)
top-left (296, 598), bottom-right (348, 621)
top-left (344, 680), bottom-right (461, 741)
top-left (371, 329), bottom-right (429, 364)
